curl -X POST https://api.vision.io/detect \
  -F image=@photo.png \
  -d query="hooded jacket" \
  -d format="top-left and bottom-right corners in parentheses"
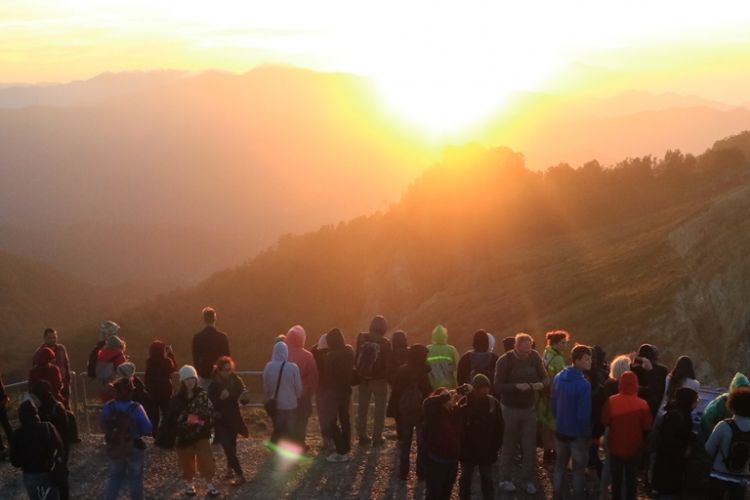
top-left (355, 316), bottom-right (392, 381)
top-left (423, 391), bottom-right (466, 462)
top-left (36, 343), bottom-right (71, 388)
top-left (10, 400), bottom-right (65, 474)
top-left (461, 392), bottom-right (503, 465)
top-left (208, 371), bottom-right (249, 437)
top-left (192, 325), bottom-right (230, 379)
top-left (427, 326), bottom-right (460, 389)
top-left (387, 344), bottom-right (432, 420)
top-left (145, 340), bottom-right (177, 402)
top-left (28, 347), bottom-right (64, 403)
top-left (456, 330), bottom-right (498, 386)
top-left (322, 328), bottom-right (354, 399)
top-left (701, 372), bottom-right (750, 438)
top-left (631, 343), bottom-right (669, 417)
top-left (284, 325), bottom-right (318, 399)
top-left (263, 342), bottom-right (303, 411)
top-left (389, 330), bottom-right (409, 384)
top-left (551, 366), bottom-right (592, 439)
top-left (602, 371), bottom-right (653, 458)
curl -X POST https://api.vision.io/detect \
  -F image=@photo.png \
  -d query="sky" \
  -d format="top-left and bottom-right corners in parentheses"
top-left (3, 0), bottom-right (750, 134)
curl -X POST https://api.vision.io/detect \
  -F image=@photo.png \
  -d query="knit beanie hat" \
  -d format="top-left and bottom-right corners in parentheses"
top-left (179, 365), bottom-right (198, 381)
top-left (100, 320), bottom-right (120, 339)
top-left (116, 362), bottom-right (136, 378)
top-left (471, 373), bottom-right (491, 389)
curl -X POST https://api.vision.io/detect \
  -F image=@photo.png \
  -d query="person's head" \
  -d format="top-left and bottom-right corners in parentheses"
top-left (618, 371), bottom-right (638, 395)
top-left (432, 325), bottom-right (448, 345)
top-left (43, 328), bottom-right (58, 346)
top-left (571, 344), bottom-right (593, 371)
top-left (546, 330), bottom-right (570, 350)
top-left (472, 329), bottom-right (489, 353)
top-left (326, 328), bottom-right (345, 351)
top-left (18, 398), bottom-right (40, 426)
top-left (609, 354), bottom-right (632, 380)
top-left (116, 362), bottom-right (136, 379)
top-left (316, 333), bottom-right (329, 351)
top-left (285, 325), bottom-right (307, 348)
top-left (407, 343), bottom-right (429, 368)
top-left (486, 332), bottom-right (496, 353)
top-left (99, 320), bottom-right (120, 341)
top-left (149, 340), bottom-right (167, 360)
top-left (113, 377), bottom-right (134, 402)
top-left (215, 356), bottom-right (235, 378)
top-left (391, 330), bottom-right (408, 350)
top-left (272, 340), bottom-right (289, 362)
top-left (670, 355), bottom-right (696, 380)
top-left (471, 373), bottom-right (491, 398)
top-left (179, 365), bottom-right (199, 392)
top-left (637, 344), bottom-right (659, 362)
top-left (30, 380), bottom-right (55, 406)
top-left (202, 306), bottom-right (217, 326)
top-left (728, 387), bottom-right (750, 418)
top-left (514, 333), bottom-right (533, 357)
top-left (106, 335), bottom-right (126, 351)
top-left (502, 336), bottom-right (516, 353)
top-left (369, 315), bottom-right (388, 337)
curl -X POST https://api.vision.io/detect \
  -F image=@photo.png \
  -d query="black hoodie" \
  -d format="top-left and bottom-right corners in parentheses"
top-left (631, 343), bottom-right (669, 417)
top-left (457, 330), bottom-right (498, 386)
top-left (387, 344), bottom-right (432, 420)
top-left (10, 400), bottom-right (64, 474)
top-left (323, 329), bottom-right (355, 399)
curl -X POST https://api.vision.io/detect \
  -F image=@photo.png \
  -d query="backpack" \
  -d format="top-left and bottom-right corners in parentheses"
top-left (469, 352), bottom-right (493, 380)
top-left (356, 336), bottom-right (381, 380)
top-left (96, 359), bottom-right (116, 384)
top-left (723, 419), bottom-right (750, 473)
top-left (399, 382), bottom-right (424, 426)
top-left (104, 402), bottom-right (137, 459)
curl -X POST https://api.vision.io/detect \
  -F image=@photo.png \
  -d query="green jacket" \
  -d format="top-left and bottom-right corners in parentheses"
top-left (538, 346), bottom-right (566, 429)
top-left (700, 372), bottom-right (750, 438)
top-left (427, 325), bottom-right (459, 389)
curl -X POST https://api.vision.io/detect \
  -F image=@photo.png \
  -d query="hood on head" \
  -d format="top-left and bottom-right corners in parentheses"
top-left (273, 341), bottom-right (289, 362)
top-left (592, 345), bottom-right (606, 363)
top-left (316, 333), bottom-right (329, 350)
top-left (502, 337), bottom-right (516, 353)
top-left (432, 325), bottom-right (448, 345)
top-left (149, 340), bottom-right (166, 359)
top-left (408, 344), bottom-right (429, 367)
top-left (391, 330), bottom-right (408, 350)
top-left (486, 332), bottom-right (496, 353)
top-left (285, 325), bottom-right (306, 348)
top-left (326, 328), bottom-right (345, 350)
top-left (730, 372), bottom-right (750, 391)
top-left (19, 399), bottom-right (40, 426)
top-left (618, 371), bottom-right (638, 395)
top-left (33, 347), bottom-right (55, 366)
top-left (30, 380), bottom-right (55, 405)
top-left (369, 315), bottom-right (388, 337)
top-left (638, 344), bottom-right (659, 362)
top-left (472, 329), bottom-right (489, 352)
top-left (117, 362), bottom-right (136, 378)
top-left (106, 335), bottom-right (125, 351)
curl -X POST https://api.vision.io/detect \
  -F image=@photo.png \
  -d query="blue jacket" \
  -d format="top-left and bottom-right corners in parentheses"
top-left (101, 399), bottom-right (153, 438)
top-left (550, 366), bottom-right (592, 438)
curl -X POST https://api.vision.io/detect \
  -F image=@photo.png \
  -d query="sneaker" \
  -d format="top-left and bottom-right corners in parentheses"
top-left (526, 482), bottom-right (537, 495)
top-left (207, 483), bottom-right (220, 497)
top-left (498, 480), bottom-right (516, 493)
top-left (184, 483), bottom-right (197, 496)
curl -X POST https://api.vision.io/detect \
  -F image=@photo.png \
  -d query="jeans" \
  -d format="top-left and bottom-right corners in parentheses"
top-left (398, 420), bottom-right (425, 479)
top-left (459, 462), bottom-right (494, 500)
top-left (23, 473), bottom-right (60, 500)
top-left (425, 456), bottom-right (458, 500)
top-left (610, 455), bottom-right (639, 500)
top-left (553, 436), bottom-right (589, 500)
top-left (272, 409), bottom-right (296, 444)
top-left (499, 404), bottom-right (537, 482)
top-left (295, 396), bottom-right (313, 445)
top-left (215, 424), bottom-right (242, 475)
top-left (146, 399), bottom-right (170, 438)
top-left (357, 379), bottom-right (388, 441)
top-left (324, 395), bottom-right (351, 455)
top-left (105, 447), bottom-right (145, 500)
top-left (708, 477), bottom-right (747, 500)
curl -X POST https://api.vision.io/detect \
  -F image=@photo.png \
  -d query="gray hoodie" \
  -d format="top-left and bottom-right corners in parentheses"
top-left (263, 342), bottom-right (303, 411)
top-left (705, 415), bottom-right (750, 481)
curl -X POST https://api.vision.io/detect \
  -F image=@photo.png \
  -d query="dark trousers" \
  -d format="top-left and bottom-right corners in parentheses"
top-left (398, 420), bottom-right (425, 479)
top-left (458, 462), bottom-right (493, 500)
top-left (425, 456), bottom-right (458, 500)
top-left (295, 396), bottom-right (313, 445)
top-left (708, 477), bottom-right (746, 500)
top-left (611, 455), bottom-right (639, 500)
top-left (271, 409), bottom-right (296, 444)
top-left (146, 399), bottom-right (170, 437)
top-left (215, 424), bottom-right (242, 475)
top-left (0, 403), bottom-right (12, 449)
top-left (324, 396), bottom-right (351, 455)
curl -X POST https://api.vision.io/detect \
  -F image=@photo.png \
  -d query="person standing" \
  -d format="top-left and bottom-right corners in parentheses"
top-left (550, 344), bottom-right (593, 500)
top-left (0, 372), bottom-right (13, 461)
top-left (354, 315), bottom-right (392, 446)
top-left (387, 343), bottom-right (432, 478)
top-left (88, 321), bottom-right (121, 381)
top-left (192, 307), bottom-right (230, 389)
top-left (30, 381), bottom-right (72, 500)
top-left (494, 332), bottom-right (549, 495)
top-left (652, 387), bottom-right (698, 498)
top-left (630, 343), bottom-right (669, 418)
top-left (321, 328), bottom-right (355, 463)
top-left (456, 329), bottom-right (498, 387)
top-left (426, 325), bottom-right (460, 390)
top-left (538, 330), bottom-right (570, 460)
top-left (101, 378), bottom-right (152, 500)
top-left (36, 329), bottom-right (72, 410)
top-left (284, 325), bottom-right (319, 447)
top-left (29, 347), bottom-right (64, 404)
top-left (701, 373), bottom-right (750, 441)
top-left (263, 342), bottom-right (303, 445)
top-left (208, 356), bottom-right (248, 485)
top-left (145, 340), bottom-right (177, 439)
top-left (10, 399), bottom-right (65, 500)
top-left (389, 330), bottom-right (410, 383)
top-left (96, 335), bottom-right (128, 401)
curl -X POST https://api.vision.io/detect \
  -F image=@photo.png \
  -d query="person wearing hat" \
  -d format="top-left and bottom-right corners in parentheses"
top-left (28, 347), bottom-right (64, 404)
top-left (88, 321), bottom-right (121, 380)
top-left (458, 374), bottom-right (502, 500)
top-left (97, 335), bottom-right (128, 402)
top-left (164, 365), bottom-right (219, 497)
top-left (36, 328), bottom-right (72, 410)
top-left (102, 362), bottom-right (148, 406)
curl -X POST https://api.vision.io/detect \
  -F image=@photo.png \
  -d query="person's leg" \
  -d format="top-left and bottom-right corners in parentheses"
top-left (105, 458), bottom-right (127, 500)
top-left (226, 430), bottom-right (242, 475)
top-left (424, 456), bottom-right (438, 499)
top-left (599, 456), bottom-right (611, 500)
top-left (444, 461), bottom-right (458, 500)
top-left (519, 406), bottom-right (538, 484)
top-left (499, 405), bottom-right (521, 482)
top-left (357, 381), bottom-right (372, 440)
top-left (415, 423), bottom-right (427, 480)
top-left (295, 396), bottom-right (312, 445)
top-left (24, 473), bottom-right (60, 500)
top-left (624, 457), bottom-right (639, 500)
top-left (0, 404), bottom-right (13, 444)
top-left (127, 448), bottom-right (145, 500)
top-left (610, 455), bottom-right (624, 500)
top-left (571, 438), bottom-right (589, 500)
top-left (399, 421), bottom-right (414, 478)
top-left (338, 396), bottom-right (351, 455)
top-left (372, 379), bottom-right (388, 442)
top-left (478, 463), bottom-right (494, 500)
top-left (195, 438), bottom-right (216, 483)
top-left (553, 437), bottom-right (572, 499)
top-left (458, 461), bottom-right (474, 500)
top-left (177, 444), bottom-right (197, 481)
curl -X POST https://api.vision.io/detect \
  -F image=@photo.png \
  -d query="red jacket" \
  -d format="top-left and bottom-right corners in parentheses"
top-left (28, 347), bottom-right (64, 403)
top-left (602, 371), bottom-right (653, 458)
top-left (285, 326), bottom-right (319, 399)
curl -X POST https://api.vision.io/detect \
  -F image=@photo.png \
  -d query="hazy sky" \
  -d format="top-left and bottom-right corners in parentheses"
top-left (3, 0), bottom-right (750, 132)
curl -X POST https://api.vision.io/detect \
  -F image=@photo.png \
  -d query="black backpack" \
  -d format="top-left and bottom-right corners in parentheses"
top-left (469, 352), bottom-right (493, 380)
top-left (399, 382), bottom-right (424, 426)
top-left (104, 402), bottom-right (137, 459)
top-left (356, 335), bottom-right (381, 380)
top-left (723, 419), bottom-right (750, 473)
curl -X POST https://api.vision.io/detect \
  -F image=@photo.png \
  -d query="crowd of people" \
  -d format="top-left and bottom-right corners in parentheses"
top-left (1, 309), bottom-right (750, 500)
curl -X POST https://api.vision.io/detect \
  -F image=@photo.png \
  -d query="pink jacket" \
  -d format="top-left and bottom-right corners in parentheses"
top-left (285, 325), bottom-right (319, 399)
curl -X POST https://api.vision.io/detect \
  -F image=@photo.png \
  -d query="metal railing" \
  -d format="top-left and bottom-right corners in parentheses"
top-left (4, 371), bottom-right (80, 426)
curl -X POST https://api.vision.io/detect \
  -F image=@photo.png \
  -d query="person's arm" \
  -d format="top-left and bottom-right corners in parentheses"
top-left (60, 346), bottom-right (71, 385)
top-left (602, 399), bottom-right (611, 428)
top-left (192, 334), bottom-right (200, 373)
top-left (133, 404), bottom-right (153, 437)
top-left (536, 352), bottom-right (551, 388)
top-left (456, 354), bottom-right (469, 386)
top-left (550, 376), bottom-right (559, 418)
top-left (293, 366), bottom-right (303, 399)
top-left (100, 401), bottom-right (111, 433)
top-left (9, 432), bottom-right (22, 468)
top-left (206, 379), bottom-right (221, 405)
top-left (222, 333), bottom-right (231, 357)
top-left (308, 354), bottom-right (319, 394)
top-left (577, 383), bottom-right (592, 433)
top-left (704, 420), bottom-right (726, 458)
top-left (52, 366), bottom-right (63, 398)
top-left (263, 367), bottom-right (273, 399)
top-left (494, 355), bottom-right (518, 395)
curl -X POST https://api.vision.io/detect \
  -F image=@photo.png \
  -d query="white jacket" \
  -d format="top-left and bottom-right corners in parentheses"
top-left (263, 342), bottom-right (303, 410)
